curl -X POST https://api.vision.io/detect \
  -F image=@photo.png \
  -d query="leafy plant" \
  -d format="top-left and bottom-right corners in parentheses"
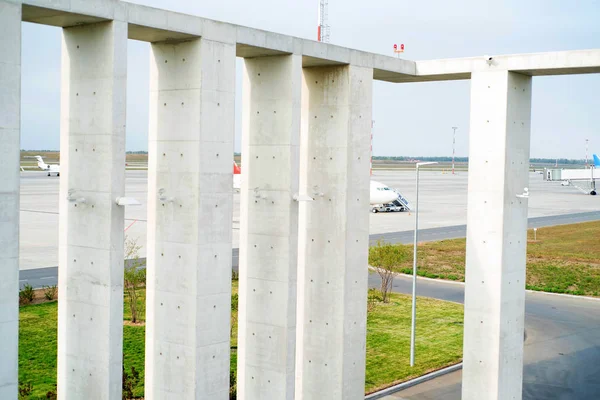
top-left (229, 368), bottom-right (237, 400)
top-left (45, 384), bottom-right (57, 399)
top-left (19, 284), bottom-right (35, 304)
top-left (43, 285), bottom-right (58, 301)
top-left (124, 237), bottom-right (146, 323)
top-left (369, 241), bottom-right (411, 303)
top-left (122, 365), bottom-right (140, 400)
top-left (18, 382), bottom-right (33, 399)
top-left (367, 288), bottom-right (380, 313)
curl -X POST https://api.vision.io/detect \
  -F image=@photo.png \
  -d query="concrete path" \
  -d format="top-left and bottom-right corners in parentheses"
top-left (368, 274), bottom-right (600, 400)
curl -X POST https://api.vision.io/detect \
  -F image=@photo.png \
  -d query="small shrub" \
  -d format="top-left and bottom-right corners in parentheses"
top-left (19, 284), bottom-right (35, 304)
top-left (367, 288), bottom-right (379, 313)
top-left (18, 382), bottom-right (33, 399)
top-left (231, 293), bottom-right (239, 312)
top-left (229, 369), bottom-right (237, 400)
top-left (44, 285), bottom-right (58, 301)
top-left (369, 241), bottom-right (411, 303)
top-left (122, 365), bottom-right (140, 400)
top-left (45, 384), bottom-right (57, 399)
top-left (232, 270), bottom-right (239, 281)
top-left (124, 237), bottom-right (146, 323)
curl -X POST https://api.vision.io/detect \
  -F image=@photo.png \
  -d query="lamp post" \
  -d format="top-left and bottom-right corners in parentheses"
top-left (451, 127), bottom-right (458, 175)
top-left (410, 161), bottom-right (438, 367)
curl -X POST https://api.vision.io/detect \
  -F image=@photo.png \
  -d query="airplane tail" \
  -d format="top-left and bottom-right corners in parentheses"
top-left (594, 154), bottom-right (600, 168)
top-left (35, 155), bottom-right (48, 170)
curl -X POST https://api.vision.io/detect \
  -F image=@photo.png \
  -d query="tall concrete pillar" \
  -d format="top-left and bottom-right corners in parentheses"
top-left (238, 54), bottom-right (302, 400)
top-left (145, 37), bottom-right (235, 399)
top-left (57, 21), bottom-right (128, 398)
top-left (462, 70), bottom-right (532, 400)
top-left (0, 2), bottom-right (21, 398)
top-left (295, 65), bottom-right (373, 399)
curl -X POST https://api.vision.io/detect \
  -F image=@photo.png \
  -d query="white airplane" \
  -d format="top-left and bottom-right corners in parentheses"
top-left (370, 180), bottom-right (400, 205)
top-left (35, 155), bottom-right (60, 176)
top-left (233, 161), bottom-right (399, 205)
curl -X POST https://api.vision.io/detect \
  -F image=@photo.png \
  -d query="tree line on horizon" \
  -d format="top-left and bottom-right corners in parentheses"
top-left (372, 156), bottom-right (587, 165)
top-left (20, 150), bottom-right (587, 165)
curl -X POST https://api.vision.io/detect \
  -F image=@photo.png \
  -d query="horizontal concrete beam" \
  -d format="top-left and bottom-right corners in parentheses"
top-left (18, 0), bottom-right (600, 82)
top-left (416, 49), bottom-right (600, 81)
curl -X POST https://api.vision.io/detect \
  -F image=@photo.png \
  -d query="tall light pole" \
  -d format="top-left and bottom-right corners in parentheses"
top-left (451, 127), bottom-right (458, 175)
top-left (410, 161), bottom-right (438, 367)
top-left (586, 138), bottom-right (589, 168)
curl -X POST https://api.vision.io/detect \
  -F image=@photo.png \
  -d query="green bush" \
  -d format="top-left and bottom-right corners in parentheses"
top-left (19, 382), bottom-right (33, 399)
top-left (369, 241), bottom-right (411, 303)
top-left (43, 285), bottom-right (58, 301)
top-left (231, 293), bottom-right (239, 312)
top-left (19, 284), bottom-right (35, 304)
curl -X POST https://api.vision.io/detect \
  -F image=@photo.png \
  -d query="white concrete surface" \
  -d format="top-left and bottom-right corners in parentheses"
top-left (0, 2), bottom-right (21, 398)
top-left (238, 55), bottom-right (301, 399)
top-left (295, 65), bottom-right (372, 399)
top-left (462, 71), bottom-right (532, 400)
top-left (56, 20), bottom-right (128, 399)
top-left (144, 37), bottom-right (235, 399)
top-left (18, 0), bottom-right (600, 83)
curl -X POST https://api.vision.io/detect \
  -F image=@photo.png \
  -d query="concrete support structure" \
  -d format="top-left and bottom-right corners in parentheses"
top-left (462, 71), bottom-right (532, 400)
top-left (145, 37), bottom-right (235, 399)
top-left (238, 55), bottom-right (302, 399)
top-left (0, 2), bottom-right (21, 398)
top-left (4, 1), bottom-right (600, 398)
top-left (295, 65), bottom-right (373, 400)
top-left (57, 21), bottom-right (128, 398)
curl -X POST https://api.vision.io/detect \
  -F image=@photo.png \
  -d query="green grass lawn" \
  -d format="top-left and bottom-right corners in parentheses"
top-left (374, 221), bottom-right (600, 297)
top-left (19, 284), bottom-right (463, 397)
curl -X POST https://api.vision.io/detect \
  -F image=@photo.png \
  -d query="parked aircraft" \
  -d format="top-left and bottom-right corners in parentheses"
top-left (370, 180), bottom-right (401, 205)
top-left (35, 156), bottom-right (60, 176)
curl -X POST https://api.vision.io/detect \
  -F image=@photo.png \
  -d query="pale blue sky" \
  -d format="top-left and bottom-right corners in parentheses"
top-left (20, 0), bottom-right (600, 158)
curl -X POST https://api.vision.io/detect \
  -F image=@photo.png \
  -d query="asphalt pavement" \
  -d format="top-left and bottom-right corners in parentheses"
top-left (371, 274), bottom-right (600, 400)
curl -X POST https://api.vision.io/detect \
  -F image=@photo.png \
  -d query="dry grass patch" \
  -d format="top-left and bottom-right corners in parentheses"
top-left (370, 221), bottom-right (600, 296)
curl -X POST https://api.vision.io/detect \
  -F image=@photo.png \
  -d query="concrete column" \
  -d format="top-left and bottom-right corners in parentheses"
top-left (238, 54), bottom-right (301, 400)
top-left (462, 70), bottom-right (532, 400)
top-left (145, 38), bottom-right (235, 399)
top-left (295, 65), bottom-right (373, 400)
top-left (57, 21), bottom-right (128, 399)
top-left (0, 2), bottom-right (21, 398)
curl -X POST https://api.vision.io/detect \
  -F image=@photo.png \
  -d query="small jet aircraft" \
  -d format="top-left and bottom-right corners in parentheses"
top-left (34, 156), bottom-right (60, 176)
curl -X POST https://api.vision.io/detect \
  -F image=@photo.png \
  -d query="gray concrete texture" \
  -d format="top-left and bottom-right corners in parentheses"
top-left (19, 169), bottom-right (600, 270)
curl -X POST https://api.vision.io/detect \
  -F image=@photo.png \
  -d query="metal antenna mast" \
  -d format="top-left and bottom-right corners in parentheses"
top-left (318, 0), bottom-right (330, 43)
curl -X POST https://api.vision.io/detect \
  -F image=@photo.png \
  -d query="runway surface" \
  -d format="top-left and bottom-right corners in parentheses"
top-left (19, 211), bottom-right (600, 289)
top-left (18, 169), bottom-right (600, 270)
